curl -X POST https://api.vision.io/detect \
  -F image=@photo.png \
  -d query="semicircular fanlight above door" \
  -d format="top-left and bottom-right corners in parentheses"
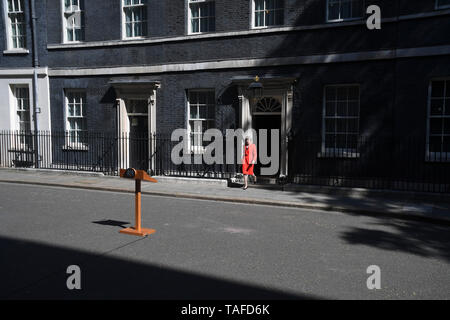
top-left (253, 97), bottom-right (282, 113)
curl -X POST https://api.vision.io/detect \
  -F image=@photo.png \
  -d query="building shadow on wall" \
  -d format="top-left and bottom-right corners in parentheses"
top-left (0, 235), bottom-right (316, 300)
top-left (247, 0), bottom-right (440, 193)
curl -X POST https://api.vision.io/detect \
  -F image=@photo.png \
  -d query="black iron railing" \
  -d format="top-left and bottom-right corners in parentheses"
top-left (288, 136), bottom-right (450, 193)
top-left (0, 131), bottom-right (120, 175)
top-left (0, 131), bottom-right (449, 193)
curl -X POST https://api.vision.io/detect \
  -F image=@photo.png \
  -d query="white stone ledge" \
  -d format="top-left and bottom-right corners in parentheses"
top-left (0, 67), bottom-right (48, 76)
top-left (47, 45), bottom-right (450, 77)
top-left (3, 49), bottom-right (29, 55)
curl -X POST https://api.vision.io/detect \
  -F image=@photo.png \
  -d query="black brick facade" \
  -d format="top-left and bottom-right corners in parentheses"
top-left (1, 0), bottom-right (450, 184)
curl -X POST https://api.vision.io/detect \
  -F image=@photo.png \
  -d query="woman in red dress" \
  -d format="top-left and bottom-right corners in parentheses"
top-left (242, 137), bottom-right (257, 190)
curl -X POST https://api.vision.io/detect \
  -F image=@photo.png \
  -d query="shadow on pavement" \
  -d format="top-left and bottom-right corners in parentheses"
top-left (0, 235), bottom-right (315, 300)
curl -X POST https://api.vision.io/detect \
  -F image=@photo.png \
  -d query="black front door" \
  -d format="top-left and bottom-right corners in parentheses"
top-left (129, 116), bottom-right (149, 171)
top-left (253, 114), bottom-right (281, 177)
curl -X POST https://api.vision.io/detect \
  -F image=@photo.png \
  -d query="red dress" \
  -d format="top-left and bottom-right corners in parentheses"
top-left (242, 144), bottom-right (256, 175)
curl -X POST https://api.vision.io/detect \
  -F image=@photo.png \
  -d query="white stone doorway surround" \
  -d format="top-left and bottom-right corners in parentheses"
top-left (232, 76), bottom-right (295, 177)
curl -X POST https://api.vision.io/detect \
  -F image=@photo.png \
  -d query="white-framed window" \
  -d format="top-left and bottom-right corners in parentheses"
top-left (10, 85), bottom-right (31, 147)
top-left (12, 85), bottom-right (31, 132)
top-left (322, 85), bottom-right (360, 157)
top-left (327, 0), bottom-right (363, 22)
top-left (427, 79), bottom-right (450, 161)
top-left (187, 90), bottom-right (215, 153)
top-left (188, 0), bottom-right (215, 34)
top-left (4, 0), bottom-right (26, 49)
top-left (65, 90), bottom-right (87, 145)
top-left (62, 0), bottom-right (84, 42)
top-left (122, 0), bottom-right (147, 39)
top-left (436, 0), bottom-right (450, 9)
top-left (252, 0), bottom-right (284, 28)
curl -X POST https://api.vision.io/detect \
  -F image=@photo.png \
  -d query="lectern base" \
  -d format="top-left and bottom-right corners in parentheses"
top-left (119, 227), bottom-right (156, 237)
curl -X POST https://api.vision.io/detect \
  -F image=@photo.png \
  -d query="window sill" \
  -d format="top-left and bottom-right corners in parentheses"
top-left (326, 17), bottom-right (363, 24)
top-left (63, 40), bottom-right (85, 44)
top-left (62, 144), bottom-right (89, 151)
top-left (122, 36), bottom-right (147, 41)
top-left (188, 31), bottom-right (215, 36)
top-left (317, 151), bottom-right (360, 158)
top-left (3, 49), bottom-right (29, 55)
top-left (251, 25), bottom-right (284, 30)
top-left (425, 153), bottom-right (450, 162)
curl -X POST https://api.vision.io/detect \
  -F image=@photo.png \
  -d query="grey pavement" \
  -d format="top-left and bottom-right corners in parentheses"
top-left (0, 168), bottom-right (449, 223)
top-left (0, 182), bottom-right (449, 299)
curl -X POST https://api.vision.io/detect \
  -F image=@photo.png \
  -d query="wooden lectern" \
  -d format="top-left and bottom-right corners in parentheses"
top-left (119, 168), bottom-right (158, 237)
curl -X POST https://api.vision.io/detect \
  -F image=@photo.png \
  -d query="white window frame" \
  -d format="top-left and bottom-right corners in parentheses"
top-left (251, 0), bottom-right (284, 29)
top-left (320, 84), bottom-right (360, 158)
top-left (11, 84), bottom-right (32, 131)
top-left (121, 0), bottom-right (147, 40)
top-left (61, 0), bottom-right (84, 43)
top-left (186, 89), bottom-right (216, 154)
top-left (64, 89), bottom-right (88, 149)
top-left (187, 0), bottom-right (215, 35)
top-left (426, 78), bottom-right (450, 162)
top-left (9, 84), bottom-right (32, 149)
top-left (436, 0), bottom-right (450, 10)
top-left (2, 0), bottom-right (27, 51)
top-left (326, 0), bottom-right (364, 23)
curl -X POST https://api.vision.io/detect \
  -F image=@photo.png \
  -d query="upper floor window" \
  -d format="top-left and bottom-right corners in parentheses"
top-left (122, 0), bottom-right (147, 39)
top-left (187, 90), bottom-right (215, 153)
top-left (427, 79), bottom-right (450, 161)
top-left (327, 0), bottom-right (363, 22)
top-left (63, 0), bottom-right (84, 42)
top-left (436, 0), bottom-right (450, 9)
top-left (252, 0), bottom-right (284, 28)
top-left (188, 0), bottom-right (215, 34)
top-left (4, 0), bottom-right (26, 49)
top-left (322, 85), bottom-right (360, 157)
top-left (65, 90), bottom-right (87, 145)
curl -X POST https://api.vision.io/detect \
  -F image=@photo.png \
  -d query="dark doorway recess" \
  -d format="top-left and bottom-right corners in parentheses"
top-left (253, 113), bottom-right (281, 177)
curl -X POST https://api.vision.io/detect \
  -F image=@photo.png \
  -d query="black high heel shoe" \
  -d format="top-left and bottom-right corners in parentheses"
top-left (242, 186), bottom-right (248, 190)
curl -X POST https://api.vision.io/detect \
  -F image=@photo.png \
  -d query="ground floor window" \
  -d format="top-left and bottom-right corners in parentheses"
top-left (65, 90), bottom-right (87, 145)
top-left (12, 85), bottom-right (31, 132)
top-left (427, 79), bottom-right (450, 161)
top-left (322, 84), bottom-right (360, 157)
top-left (187, 90), bottom-right (215, 153)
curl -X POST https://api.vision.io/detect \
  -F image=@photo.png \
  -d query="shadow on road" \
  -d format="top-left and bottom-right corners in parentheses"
top-left (340, 217), bottom-right (450, 262)
top-left (0, 235), bottom-right (316, 300)
top-left (92, 219), bottom-right (130, 228)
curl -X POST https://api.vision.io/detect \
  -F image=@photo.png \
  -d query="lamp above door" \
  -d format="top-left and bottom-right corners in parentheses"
top-left (247, 76), bottom-right (264, 101)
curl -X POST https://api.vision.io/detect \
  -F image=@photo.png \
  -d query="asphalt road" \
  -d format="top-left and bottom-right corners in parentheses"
top-left (0, 182), bottom-right (449, 299)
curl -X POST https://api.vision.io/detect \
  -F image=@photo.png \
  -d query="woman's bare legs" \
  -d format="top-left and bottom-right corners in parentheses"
top-left (243, 175), bottom-right (248, 189)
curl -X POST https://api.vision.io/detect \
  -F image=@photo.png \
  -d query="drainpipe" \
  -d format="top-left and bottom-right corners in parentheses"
top-left (29, 0), bottom-right (40, 168)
